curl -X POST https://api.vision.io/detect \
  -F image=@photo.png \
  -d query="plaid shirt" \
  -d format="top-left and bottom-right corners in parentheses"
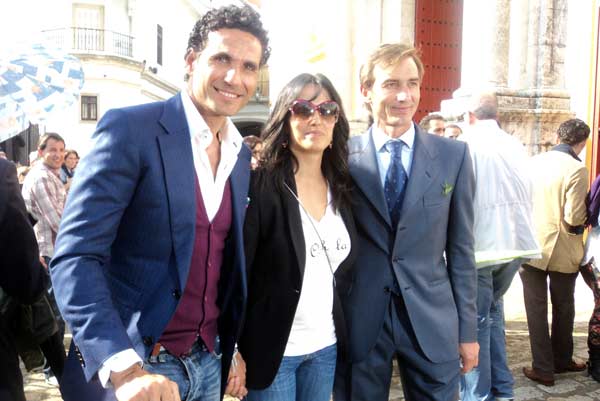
top-left (21, 162), bottom-right (66, 258)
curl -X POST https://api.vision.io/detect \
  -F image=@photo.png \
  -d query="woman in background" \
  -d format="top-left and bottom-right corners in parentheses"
top-left (59, 149), bottom-right (79, 189)
top-left (580, 174), bottom-right (600, 382)
top-left (239, 73), bottom-right (357, 401)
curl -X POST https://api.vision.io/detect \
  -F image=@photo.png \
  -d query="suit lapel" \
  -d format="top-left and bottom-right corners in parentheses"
top-left (157, 94), bottom-right (196, 289)
top-left (219, 144), bottom-right (251, 307)
top-left (399, 128), bottom-right (439, 219)
top-left (229, 145), bottom-right (251, 236)
top-left (349, 128), bottom-right (391, 227)
top-left (281, 178), bottom-right (306, 282)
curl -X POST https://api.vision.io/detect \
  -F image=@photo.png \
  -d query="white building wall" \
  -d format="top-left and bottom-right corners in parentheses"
top-left (136, 1), bottom-right (202, 89)
top-left (1, 0), bottom-right (205, 157)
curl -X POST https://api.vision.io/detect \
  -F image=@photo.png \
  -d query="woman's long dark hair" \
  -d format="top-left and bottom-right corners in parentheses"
top-left (259, 73), bottom-right (351, 211)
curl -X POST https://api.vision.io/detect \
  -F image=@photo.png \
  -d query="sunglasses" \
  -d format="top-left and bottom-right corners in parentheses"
top-left (289, 99), bottom-right (339, 121)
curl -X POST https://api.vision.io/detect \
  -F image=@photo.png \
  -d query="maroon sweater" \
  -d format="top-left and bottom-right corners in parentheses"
top-left (158, 179), bottom-right (232, 356)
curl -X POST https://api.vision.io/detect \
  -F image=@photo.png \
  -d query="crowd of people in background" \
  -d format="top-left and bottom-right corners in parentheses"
top-left (2, 4), bottom-right (600, 401)
top-left (419, 113), bottom-right (463, 139)
top-left (1, 132), bottom-right (78, 401)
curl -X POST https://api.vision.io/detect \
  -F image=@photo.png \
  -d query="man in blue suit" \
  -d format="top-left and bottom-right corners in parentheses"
top-left (333, 44), bottom-right (478, 401)
top-left (50, 5), bottom-right (269, 401)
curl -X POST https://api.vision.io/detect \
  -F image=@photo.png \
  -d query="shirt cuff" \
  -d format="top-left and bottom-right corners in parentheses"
top-left (98, 349), bottom-right (143, 388)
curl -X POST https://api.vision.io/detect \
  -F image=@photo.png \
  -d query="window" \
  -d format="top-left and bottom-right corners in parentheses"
top-left (157, 24), bottom-right (163, 66)
top-left (73, 4), bottom-right (105, 51)
top-left (81, 95), bottom-right (98, 121)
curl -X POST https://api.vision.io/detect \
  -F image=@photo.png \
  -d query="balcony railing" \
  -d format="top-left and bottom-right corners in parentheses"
top-left (42, 27), bottom-right (134, 58)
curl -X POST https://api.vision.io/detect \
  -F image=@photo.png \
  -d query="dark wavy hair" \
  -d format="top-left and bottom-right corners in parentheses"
top-left (259, 73), bottom-right (351, 211)
top-left (185, 4), bottom-right (270, 67)
top-left (557, 118), bottom-right (590, 146)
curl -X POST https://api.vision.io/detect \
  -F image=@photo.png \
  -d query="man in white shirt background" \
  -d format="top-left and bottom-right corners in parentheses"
top-left (459, 92), bottom-right (540, 401)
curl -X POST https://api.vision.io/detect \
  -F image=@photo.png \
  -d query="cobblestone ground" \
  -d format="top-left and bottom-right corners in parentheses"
top-left (24, 275), bottom-right (600, 400)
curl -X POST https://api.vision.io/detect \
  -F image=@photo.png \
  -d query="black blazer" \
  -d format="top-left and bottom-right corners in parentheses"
top-left (0, 159), bottom-right (46, 303)
top-left (239, 169), bottom-right (358, 389)
top-left (0, 158), bottom-right (47, 401)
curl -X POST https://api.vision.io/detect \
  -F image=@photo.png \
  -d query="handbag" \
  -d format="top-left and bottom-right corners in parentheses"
top-left (0, 286), bottom-right (57, 370)
top-left (11, 292), bottom-right (59, 370)
top-left (14, 292), bottom-right (59, 346)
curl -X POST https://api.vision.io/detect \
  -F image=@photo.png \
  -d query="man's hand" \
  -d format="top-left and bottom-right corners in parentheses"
top-left (111, 363), bottom-right (180, 401)
top-left (459, 342), bottom-right (479, 374)
top-left (225, 351), bottom-right (248, 399)
top-left (40, 255), bottom-right (48, 269)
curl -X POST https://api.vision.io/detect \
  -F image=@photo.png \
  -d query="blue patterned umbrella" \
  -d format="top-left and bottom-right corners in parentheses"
top-left (0, 43), bottom-right (85, 142)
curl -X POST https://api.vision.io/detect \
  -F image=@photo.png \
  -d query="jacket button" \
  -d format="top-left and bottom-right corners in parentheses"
top-left (74, 346), bottom-right (86, 367)
top-left (384, 286), bottom-right (391, 293)
top-left (172, 290), bottom-right (181, 300)
top-left (393, 257), bottom-right (404, 263)
top-left (142, 336), bottom-right (154, 346)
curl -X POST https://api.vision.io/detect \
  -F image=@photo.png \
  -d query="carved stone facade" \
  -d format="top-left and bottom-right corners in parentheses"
top-left (497, 89), bottom-right (573, 154)
top-left (443, 0), bottom-right (575, 155)
top-left (504, 0), bottom-right (573, 155)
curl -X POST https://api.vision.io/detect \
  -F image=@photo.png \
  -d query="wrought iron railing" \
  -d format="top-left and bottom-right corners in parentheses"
top-left (42, 27), bottom-right (134, 58)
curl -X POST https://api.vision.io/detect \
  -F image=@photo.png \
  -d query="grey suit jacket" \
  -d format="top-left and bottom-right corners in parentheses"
top-left (342, 124), bottom-right (477, 364)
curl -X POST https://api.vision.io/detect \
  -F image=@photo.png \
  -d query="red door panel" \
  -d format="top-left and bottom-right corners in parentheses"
top-left (415, 0), bottom-right (463, 122)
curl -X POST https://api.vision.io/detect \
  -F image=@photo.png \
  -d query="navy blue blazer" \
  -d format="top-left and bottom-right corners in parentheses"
top-left (341, 124), bottom-right (477, 364)
top-left (50, 94), bottom-right (250, 400)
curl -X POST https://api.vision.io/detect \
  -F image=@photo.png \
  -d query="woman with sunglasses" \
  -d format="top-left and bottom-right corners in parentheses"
top-left (239, 73), bottom-right (357, 401)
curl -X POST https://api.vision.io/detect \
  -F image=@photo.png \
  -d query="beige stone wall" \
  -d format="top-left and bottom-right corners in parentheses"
top-left (497, 89), bottom-right (574, 155)
top-left (445, 0), bottom-right (578, 155)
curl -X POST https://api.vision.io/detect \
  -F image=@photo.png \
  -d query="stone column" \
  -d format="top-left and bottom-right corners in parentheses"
top-left (512, 0), bottom-right (530, 89)
top-left (526, 0), bottom-right (569, 90)
top-left (436, 0), bottom-right (575, 155)
top-left (381, 0), bottom-right (415, 45)
top-left (499, 0), bottom-right (572, 154)
top-left (485, 0), bottom-right (511, 88)
top-left (442, 0), bottom-right (510, 116)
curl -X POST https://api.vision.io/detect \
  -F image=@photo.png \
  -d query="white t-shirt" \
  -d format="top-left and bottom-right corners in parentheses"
top-left (284, 191), bottom-right (351, 356)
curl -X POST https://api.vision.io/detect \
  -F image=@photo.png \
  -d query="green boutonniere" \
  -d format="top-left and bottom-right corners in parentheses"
top-left (442, 182), bottom-right (454, 196)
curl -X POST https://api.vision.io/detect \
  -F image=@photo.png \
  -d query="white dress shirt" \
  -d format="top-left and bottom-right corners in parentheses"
top-left (372, 123), bottom-right (415, 187)
top-left (182, 90), bottom-right (243, 221)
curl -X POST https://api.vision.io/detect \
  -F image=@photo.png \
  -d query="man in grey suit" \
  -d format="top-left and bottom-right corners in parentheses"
top-left (333, 44), bottom-right (478, 401)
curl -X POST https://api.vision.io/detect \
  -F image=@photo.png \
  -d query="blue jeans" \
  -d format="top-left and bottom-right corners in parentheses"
top-left (145, 338), bottom-right (222, 401)
top-left (460, 258), bottom-right (521, 401)
top-left (247, 343), bottom-right (337, 401)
